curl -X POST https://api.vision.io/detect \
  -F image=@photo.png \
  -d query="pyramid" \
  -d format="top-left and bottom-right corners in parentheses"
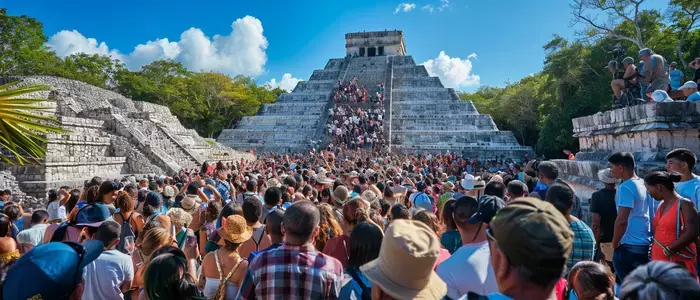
top-left (218, 30), bottom-right (532, 158)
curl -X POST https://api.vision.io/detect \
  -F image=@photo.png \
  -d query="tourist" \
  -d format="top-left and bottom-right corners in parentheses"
top-left (166, 207), bottom-right (194, 249)
top-left (0, 190), bottom-right (9, 207)
top-left (143, 247), bottom-right (201, 299)
top-left (610, 57), bottom-right (638, 102)
top-left (199, 215), bottom-right (249, 300)
top-left (331, 186), bottom-right (350, 222)
top-left (645, 171), bottom-right (698, 276)
top-left (689, 57), bottom-right (700, 85)
top-left (46, 202), bottom-right (111, 243)
top-left (546, 183), bottom-right (595, 271)
top-left (389, 203), bottom-right (409, 223)
top-left (2, 239), bottom-right (104, 299)
top-left (315, 203), bottom-right (343, 251)
top-left (620, 261), bottom-right (700, 300)
top-left (114, 190), bottom-right (145, 254)
top-left (214, 168), bottom-right (233, 202)
top-left (239, 197), bottom-right (272, 259)
top-left (666, 148), bottom-right (700, 209)
top-left (679, 81), bottom-right (700, 101)
top-left (47, 189), bottom-right (66, 223)
top-left (483, 197), bottom-right (573, 300)
top-left (413, 210), bottom-right (452, 269)
top-left (142, 192), bottom-right (173, 236)
top-left (531, 162), bottom-right (584, 219)
top-left (437, 195), bottom-right (501, 298)
top-left (505, 180), bottom-right (528, 201)
top-left (608, 152), bottom-right (654, 282)
top-left (0, 213), bottom-right (18, 264)
top-left (83, 220), bottom-right (134, 299)
top-left (639, 48), bottom-right (670, 97)
top-left (590, 168), bottom-right (618, 268)
top-left (62, 188), bottom-right (82, 223)
top-left (181, 182), bottom-right (204, 232)
top-left (246, 209), bottom-right (284, 262)
top-left (324, 198), bottom-right (369, 268)
top-left (236, 180), bottom-right (263, 205)
top-left (132, 227), bottom-right (176, 299)
top-left (565, 261), bottom-right (616, 300)
top-left (16, 210), bottom-right (49, 254)
top-left (2, 204), bottom-right (22, 237)
top-left (200, 201), bottom-right (221, 254)
top-left (484, 181), bottom-right (506, 199)
top-left (261, 187), bottom-right (282, 223)
top-left (340, 221), bottom-right (383, 300)
top-left (236, 201), bottom-right (344, 299)
top-left (669, 62), bottom-right (684, 91)
top-left (437, 181), bottom-right (454, 216)
top-left (361, 219), bottom-right (447, 299)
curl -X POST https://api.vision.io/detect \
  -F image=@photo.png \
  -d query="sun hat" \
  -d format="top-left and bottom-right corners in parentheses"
top-left (75, 203), bottom-right (111, 227)
top-left (670, 61), bottom-right (678, 67)
top-left (333, 186), bottom-right (350, 204)
top-left (489, 197), bottom-right (573, 276)
top-left (360, 190), bottom-right (380, 205)
top-left (461, 174), bottom-right (475, 190)
top-left (180, 195), bottom-right (201, 214)
top-left (651, 90), bottom-right (673, 102)
top-left (166, 207), bottom-right (193, 227)
top-left (597, 168), bottom-right (619, 185)
top-left (468, 195), bottom-right (506, 224)
top-left (316, 173), bottom-right (334, 185)
top-left (413, 193), bottom-right (434, 212)
top-left (162, 185), bottom-right (176, 198)
top-left (622, 57), bottom-right (634, 64)
top-left (361, 220), bottom-right (447, 299)
top-left (217, 215), bottom-right (252, 244)
top-left (679, 81), bottom-right (698, 90)
top-left (3, 240), bottom-right (103, 300)
top-left (638, 48), bottom-right (652, 57)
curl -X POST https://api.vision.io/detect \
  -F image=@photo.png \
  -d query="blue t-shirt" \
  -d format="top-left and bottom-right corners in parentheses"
top-left (675, 175), bottom-right (700, 209)
top-left (670, 70), bottom-right (683, 90)
top-left (616, 178), bottom-right (653, 246)
top-left (440, 230), bottom-right (462, 254)
top-left (14, 216), bottom-right (24, 232)
top-left (687, 92), bottom-right (700, 101)
top-left (215, 179), bottom-right (231, 202)
top-left (340, 267), bottom-right (372, 300)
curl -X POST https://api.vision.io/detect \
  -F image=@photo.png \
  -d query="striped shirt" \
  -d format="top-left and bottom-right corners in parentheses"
top-left (236, 243), bottom-right (343, 300)
top-left (567, 220), bottom-right (596, 271)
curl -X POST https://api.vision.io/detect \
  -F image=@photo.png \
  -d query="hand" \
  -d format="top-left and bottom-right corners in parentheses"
top-left (184, 236), bottom-right (199, 261)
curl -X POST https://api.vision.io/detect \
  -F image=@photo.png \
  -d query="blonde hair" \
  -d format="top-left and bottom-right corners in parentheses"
top-left (315, 203), bottom-right (343, 250)
top-left (167, 208), bottom-right (193, 228)
top-left (138, 227), bottom-right (171, 259)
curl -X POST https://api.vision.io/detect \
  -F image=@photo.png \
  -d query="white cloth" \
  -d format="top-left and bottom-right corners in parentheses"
top-left (203, 278), bottom-right (239, 300)
top-left (16, 223), bottom-right (48, 247)
top-left (83, 249), bottom-right (134, 300)
top-left (46, 201), bottom-right (66, 222)
top-left (436, 240), bottom-right (499, 299)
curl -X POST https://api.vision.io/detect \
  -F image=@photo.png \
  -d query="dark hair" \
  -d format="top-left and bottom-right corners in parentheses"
top-left (205, 201), bottom-right (222, 223)
top-left (568, 261), bottom-right (615, 300)
top-left (538, 161), bottom-right (559, 180)
top-left (485, 181), bottom-right (506, 198)
top-left (46, 189), bottom-right (58, 205)
top-left (608, 152), bottom-right (635, 170)
top-left (85, 185), bottom-right (100, 204)
top-left (95, 220), bottom-right (121, 248)
top-left (242, 196), bottom-right (263, 223)
top-left (123, 185), bottom-right (138, 199)
top-left (3, 205), bottom-right (20, 221)
top-left (282, 200), bottom-right (320, 243)
top-left (144, 253), bottom-right (199, 300)
top-left (0, 214), bottom-right (10, 237)
top-left (390, 204), bottom-right (410, 221)
top-left (31, 210), bottom-right (49, 224)
top-left (348, 222), bottom-right (383, 269)
top-left (115, 191), bottom-right (134, 213)
top-left (453, 196), bottom-right (479, 227)
top-left (264, 187), bottom-right (281, 207)
top-left (219, 202), bottom-right (244, 224)
top-left (507, 180), bottom-right (528, 198)
top-left (441, 199), bottom-right (458, 231)
top-left (413, 211), bottom-right (442, 238)
top-left (88, 176), bottom-right (103, 188)
top-left (143, 192), bottom-right (164, 218)
top-left (186, 181), bottom-right (201, 196)
top-left (666, 148), bottom-right (696, 170)
top-left (545, 183), bottom-right (575, 216)
top-left (245, 180), bottom-right (257, 192)
top-left (620, 260), bottom-right (700, 300)
top-left (265, 209), bottom-right (285, 236)
top-left (644, 171), bottom-right (682, 191)
top-left (98, 180), bottom-right (118, 201)
top-left (342, 198), bottom-right (369, 226)
top-left (64, 189), bottom-right (81, 213)
top-left (379, 199), bottom-right (391, 217)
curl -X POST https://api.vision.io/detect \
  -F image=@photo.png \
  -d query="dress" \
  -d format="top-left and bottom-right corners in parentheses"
top-left (651, 199), bottom-right (697, 276)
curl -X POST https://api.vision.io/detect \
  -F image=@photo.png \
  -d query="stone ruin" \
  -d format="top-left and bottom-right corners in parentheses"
top-left (0, 76), bottom-right (254, 205)
top-left (555, 102), bottom-right (700, 223)
top-left (218, 30), bottom-right (533, 158)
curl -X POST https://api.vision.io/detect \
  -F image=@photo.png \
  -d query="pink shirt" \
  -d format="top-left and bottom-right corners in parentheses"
top-left (434, 248), bottom-right (451, 270)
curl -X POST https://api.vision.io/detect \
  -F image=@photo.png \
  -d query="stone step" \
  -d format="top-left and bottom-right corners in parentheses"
top-left (260, 102), bottom-right (326, 116)
top-left (292, 81), bottom-right (336, 93)
top-left (392, 90), bottom-right (453, 101)
top-left (393, 77), bottom-right (443, 89)
top-left (393, 131), bottom-right (520, 145)
top-left (46, 134), bottom-right (112, 145)
top-left (392, 102), bottom-right (478, 113)
top-left (392, 65), bottom-right (430, 78)
top-left (392, 117), bottom-right (498, 131)
top-left (310, 69), bottom-right (341, 81)
top-left (276, 92), bottom-right (331, 103)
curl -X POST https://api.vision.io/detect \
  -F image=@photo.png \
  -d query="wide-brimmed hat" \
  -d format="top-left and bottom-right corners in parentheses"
top-left (333, 186), bottom-right (350, 204)
top-left (216, 215), bottom-right (252, 244)
top-left (461, 174), bottom-right (475, 190)
top-left (360, 190), bottom-right (380, 205)
top-left (180, 195), bottom-right (201, 214)
top-left (316, 173), bottom-right (334, 185)
top-left (597, 168), bottom-right (619, 185)
top-left (361, 220), bottom-right (447, 299)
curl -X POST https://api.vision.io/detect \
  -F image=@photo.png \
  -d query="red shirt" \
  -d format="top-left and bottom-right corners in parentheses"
top-left (322, 235), bottom-right (350, 268)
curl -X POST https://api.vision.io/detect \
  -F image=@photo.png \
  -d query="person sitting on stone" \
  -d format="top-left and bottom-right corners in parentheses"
top-left (610, 57), bottom-right (638, 102)
top-left (679, 81), bottom-right (700, 101)
top-left (639, 48), bottom-right (670, 98)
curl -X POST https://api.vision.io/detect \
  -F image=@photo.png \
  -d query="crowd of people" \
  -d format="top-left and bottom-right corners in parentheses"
top-left (0, 147), bottom-right (700, 299)
top-left (334, 78), bottom-right (385, 104)
top-left (608, 48), bottom-right (700, 106)
top-left (327, 105), bottom-right (386, 150)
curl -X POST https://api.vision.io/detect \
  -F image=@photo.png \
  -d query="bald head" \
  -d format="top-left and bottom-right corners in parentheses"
top-left (283, 200), bottom-right (319, 244)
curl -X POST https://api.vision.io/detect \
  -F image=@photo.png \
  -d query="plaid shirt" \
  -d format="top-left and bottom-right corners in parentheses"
top-left (236, 243), bottom-right (344, 300)
top-left (567, 220), bottom-right (596, 271)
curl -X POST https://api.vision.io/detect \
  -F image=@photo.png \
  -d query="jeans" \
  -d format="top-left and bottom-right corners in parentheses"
top-left (613, 244), bottom-right (649, 282)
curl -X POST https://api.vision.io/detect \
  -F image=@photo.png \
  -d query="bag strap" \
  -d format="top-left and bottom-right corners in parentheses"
top-left (347, 267), bottom-right (371, 300)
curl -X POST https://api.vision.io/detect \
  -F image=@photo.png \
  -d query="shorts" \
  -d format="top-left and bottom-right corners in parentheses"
top-left (600, 242), bottom-right (614, 262)
top-left (624, 80), bottom-right (637, 89)
top-left (647, 79), bottom-right (669, 93)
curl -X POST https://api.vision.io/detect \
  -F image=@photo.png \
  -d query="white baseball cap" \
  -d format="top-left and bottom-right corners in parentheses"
top-left (679, 81), bottom-right (698, 90)
top-left (651, 90), bottom-right (673, 102)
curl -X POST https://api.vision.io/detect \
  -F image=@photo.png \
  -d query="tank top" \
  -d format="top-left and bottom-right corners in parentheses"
top-left (250, 226), bottom-right (266, 251)
top-left (203, 250), bottom-right (243, 300)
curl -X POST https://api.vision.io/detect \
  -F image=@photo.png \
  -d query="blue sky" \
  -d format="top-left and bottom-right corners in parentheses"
top-left (4, 0), bottom-right (668, 92)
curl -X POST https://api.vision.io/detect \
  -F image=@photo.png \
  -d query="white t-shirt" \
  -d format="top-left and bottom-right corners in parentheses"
top-left (46, 201), bottom-right (66, 222)
top-left (83, 249), bottom-right (134, 300)
top-left (436, 240), bottom-right (498, 299)
top-left (675, 175), bottom-right (700, 209)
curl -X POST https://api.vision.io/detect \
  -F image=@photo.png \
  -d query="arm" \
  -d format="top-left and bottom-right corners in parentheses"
top-left (59, 189), bottom-right (71, 206)
top-left (667, 201), bottom-right (699, 253)
top-left (199, 229), bottom-right (207, 256)
top-left (623, 65), bottom-right (637, 81)
top-left (612, 207), bottom-right (631, 249)
top-left (591, 213), bottom-right (602, 244)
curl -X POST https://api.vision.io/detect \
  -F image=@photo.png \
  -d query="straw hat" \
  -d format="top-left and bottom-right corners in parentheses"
top-left (316, 173), bottom-right (334, 185)
top-left (216, 215), bottom-right (252, 244)
top-left (361, 220), bottom-right (447, 299)
top-left (180, 195), bottom-right (200, 214)
top-left (597, 168), bottom-right (619, 185)
top-left (360, 190), bottom-right (380, 205)
top-left (166, 208), bottom-right (193, 228)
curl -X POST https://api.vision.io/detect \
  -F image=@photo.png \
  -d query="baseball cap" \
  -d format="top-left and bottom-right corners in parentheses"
top-left (638, 48), bottom-right (652, 57)
top-left (452, 196), bottom-right (479, 223)
top-left (468, 195), bottom-right (506, 224)
top-left (622, 57), bottom-right (634, 64)
top-left (488, 197), bottom-right (573, 276)
top-left (413, 192), bottom-right (434, 212)
top-left (3, 240), bottom-right (104, 300)
top-left (461, 174), bottom-right (475, 190)
top-left (651, 90), bottom-right (672, 102)
top-left (75, 203), bottom-right (111, 227)
top-left (679, 81), bottom-right (698, 90)
top-left (670, 61), bottom-right (678, 67)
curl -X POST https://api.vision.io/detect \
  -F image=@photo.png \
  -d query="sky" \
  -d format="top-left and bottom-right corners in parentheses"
top-left (3, 0), bottom-right (669, 92)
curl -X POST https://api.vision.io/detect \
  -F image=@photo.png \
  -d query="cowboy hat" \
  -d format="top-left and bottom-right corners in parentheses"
top-left (217, 215), bottom-right (252, 244)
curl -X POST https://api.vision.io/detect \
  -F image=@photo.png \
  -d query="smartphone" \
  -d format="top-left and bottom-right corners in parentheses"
top-left (186, 234), bottom-right (196, 247)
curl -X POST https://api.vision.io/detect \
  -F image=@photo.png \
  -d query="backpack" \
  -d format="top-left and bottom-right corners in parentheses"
top-left (116, 212), bottom-right (136, 254)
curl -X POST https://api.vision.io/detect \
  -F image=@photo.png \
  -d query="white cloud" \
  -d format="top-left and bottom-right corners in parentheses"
top-left (46, 16), bottom-right (268, 77)
top-left (467, 53), bottom-right (478, 60)
top-left (422, 51), bottom-right (480, 89)
top-left (438, 0), bottom-right (451, 12)
top-left (421, 4), bottom-right (434, 13)
top-left (394, 3), bottom-right (416, 14)
top-left (265, 73), bottom-right (301, 92)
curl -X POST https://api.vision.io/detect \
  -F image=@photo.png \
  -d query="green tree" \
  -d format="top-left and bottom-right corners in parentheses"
top-left (50, 53), bottom-right (126, 88)
top-left (0, 8), bottom-right (57, 76)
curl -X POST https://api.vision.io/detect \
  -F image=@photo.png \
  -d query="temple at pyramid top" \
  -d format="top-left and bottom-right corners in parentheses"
top-left (217, 30), bottom-right (533, 158)
top-left (345, 30), bottom-right (407, 57)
